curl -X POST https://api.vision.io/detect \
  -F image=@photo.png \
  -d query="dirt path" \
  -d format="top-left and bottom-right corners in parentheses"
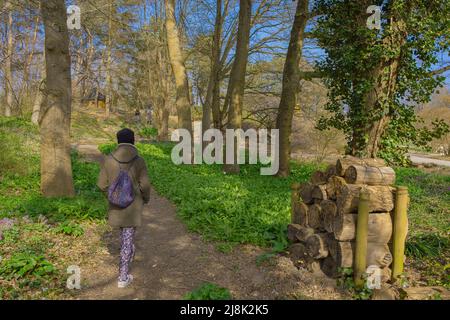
top-left (75, 144), bottom-right (347, 300)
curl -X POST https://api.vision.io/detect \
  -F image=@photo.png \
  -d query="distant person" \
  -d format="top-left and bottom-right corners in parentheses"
top-left (145, 105), bottom-right (153, 125)
top-left (134, 109), bottom-right (141, 124)
top-left (97, 128), bottom-right (150, 288)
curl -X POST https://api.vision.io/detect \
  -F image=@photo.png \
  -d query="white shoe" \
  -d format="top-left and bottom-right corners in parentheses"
top-left (118, 274), bottom-right (133, 288)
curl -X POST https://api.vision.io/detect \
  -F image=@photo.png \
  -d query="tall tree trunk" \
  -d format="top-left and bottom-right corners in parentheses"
top-left (23, 11), bottom-right (40, 91)
top-left (275, 0), bottom-right (309, 177)
top-left (164, 0), bottom-right (193, 135)
top-left (105, 0), bottom-right (113, 116)
top-left (39, 0), bottom-right (75, 197)
top-left (32, 52), bottom-right (46, 125)
top-left (4, 0), bottom-right (14, 116)
top-left (223, 0), bottom-right (252, 174)
top-left (353, 3), bottom-right (407, 158)
top-left (203, 0), bottom-right (223, 134)
top-left (363, 20), bottom-right (406, 157)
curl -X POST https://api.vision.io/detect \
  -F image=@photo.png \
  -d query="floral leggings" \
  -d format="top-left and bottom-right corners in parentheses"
top-left (119, 227), bottom-right (136, 282)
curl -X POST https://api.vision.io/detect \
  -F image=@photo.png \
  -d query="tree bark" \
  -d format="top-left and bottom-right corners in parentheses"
top-left (306, 233), bottom-right (329, 259)
top-left (203, 0), bottom-right (223, 135)
top-left (326, 176), bottom-right (346, 200)
top-left (308, 203), bottom-right (323, 230)
top-left (275, 0), bottom-right (309, 177)
top-left (343, 165), bottom-right (396, 186)
top-left (336, 184), bottom-right (395, 213)
top-left (352, 3), bottom-right (407, 157)
top-left (299, 182), bottom-right (314, 204)
top-left (165, 0), bottom-right (193, 135)
top-left (310, 170), bottom-right (327, 185)
top-left (312, 184), bottom-right (328, 200)
top-left (223, 0), bottom-right (252, 174)
top-left (4, 0), bottom-right (14, 116)
top-left (292, 201), bottom-right (309, 227)
top-left (32, 52), bottom-right (46, 125)
top-left (105, 0), bottom-right (113, 116)
top-left (336, 156), bottom-right (386, 176)
top-left (333, 212), bottom-right (392, 242)
top-left (327, 240), bottom-right (393, 268)
top-left (23, 11), bottom-right (40, 93)
top-left (39, 0), bottom-right (75, 197)
top-left (321, 200), bottom-right (337, 233)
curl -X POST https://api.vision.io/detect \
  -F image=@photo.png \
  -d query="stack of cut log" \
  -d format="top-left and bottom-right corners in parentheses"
top-left (288, 156), bottom-right (396, 282)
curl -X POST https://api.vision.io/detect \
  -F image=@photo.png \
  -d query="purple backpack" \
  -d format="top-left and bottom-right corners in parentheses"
top-left (108, 155), bottom-right (138, 208)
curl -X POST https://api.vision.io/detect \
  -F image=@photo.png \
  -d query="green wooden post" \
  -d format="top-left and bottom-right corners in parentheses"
top-left (354, 190), bottom-right (370, 289)
top-left (392, 186), bottom-right (409, 282)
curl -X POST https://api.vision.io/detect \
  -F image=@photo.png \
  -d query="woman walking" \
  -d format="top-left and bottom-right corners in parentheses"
top-left (97, 128), bottom-right (151, 288)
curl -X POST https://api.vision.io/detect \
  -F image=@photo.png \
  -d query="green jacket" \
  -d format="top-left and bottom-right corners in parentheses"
top-left (97, 143), bottom-right (151, 227)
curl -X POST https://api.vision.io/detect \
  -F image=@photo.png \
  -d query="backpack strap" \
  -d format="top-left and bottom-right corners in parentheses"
top-left (111, 154), bottom-right (138, 171)
top-left (110, 154), bottom-right (140, 193)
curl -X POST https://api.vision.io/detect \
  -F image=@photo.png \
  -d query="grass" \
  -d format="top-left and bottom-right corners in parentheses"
top-left (395, 167), bottom-right (450, 237)
top-left (99, 142), bottom-right (321, 248)
top-left (1, 115), bottom-right (449, 297)
top-left (0, 154), bottom-right (107, 222)
top-left (183, 282), bottom-right (232, 300)
top-left (395, 167), bottom-right (449, 288)
top-left (0, 116), bottom-right (107, 299)
top-left (99, 141), bottom-right (449, 288)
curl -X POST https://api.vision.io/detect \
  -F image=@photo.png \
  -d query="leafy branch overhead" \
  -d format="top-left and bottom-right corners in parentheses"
top-left (313, 0), bottom-right (449, 164)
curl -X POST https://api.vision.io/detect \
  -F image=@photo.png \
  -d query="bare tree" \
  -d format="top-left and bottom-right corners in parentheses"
top-left (4, 0), bottom-right (14, 116)
top-left (275, 0), bottom-right (310, 176)
top-left (39, 0), bottom-right (75, 197)
top-left (165, 0), bottom-right (193, 135)
top-left (223, 0), bottom-right (252, 174)
top-left (105, 0), bottom-right (113, 116)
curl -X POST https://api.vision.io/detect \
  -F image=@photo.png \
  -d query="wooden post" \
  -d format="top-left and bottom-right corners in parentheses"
top-left (354, 190), bottom-right (370, 289)
top-left (291, 183), bottom-right (301, 223)
top-left (391, 186), bottom-right (409, 282)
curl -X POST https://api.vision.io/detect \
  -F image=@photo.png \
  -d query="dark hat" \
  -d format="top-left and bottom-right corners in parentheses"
top-left (117, 128), bottom-right (135, 145)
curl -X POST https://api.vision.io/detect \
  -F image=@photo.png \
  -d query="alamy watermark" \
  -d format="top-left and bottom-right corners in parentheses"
top-left (366, 265), bottom-right (382, 289)
top-left (67, 5), bottom-right (81, 30)
top-left (367, 5), bottom-right (381, 30)
top-left (66, 265), bottom-right (81, 290)
top-left (171, 126), bottom-right (279, 176)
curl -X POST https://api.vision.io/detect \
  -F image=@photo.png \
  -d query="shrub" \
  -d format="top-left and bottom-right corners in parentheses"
top-left (139, 126), bottom-right (158, 139)
top-left (0, 252), bottom-right (55, 280)
top-left (53, 221), bottom-right (84, 237)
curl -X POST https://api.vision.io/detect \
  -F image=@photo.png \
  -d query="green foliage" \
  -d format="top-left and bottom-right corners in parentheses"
top-left (395, 167), bottom-right (450, 235)
top-left (53, 221), bottom-right (84, 237)
top-left (183, 282), bottom-right (232, 300)
top-left (406, 233), bottom-right (449, 259)
top-left (139, 126), bottom-right (158, 139)
top-left (0, 253), bottom-right (55, 280)
top-left (336, 267), bottom-right (373, 300)
top-left (313, 0), bottom-right (449, 164)
top-left (0, 119), bottom-right (107, 222)
top-left (1, 226), bottom-right (20, 243)
top-left (0, 155), bottom-right (107, 222)
top-left (0, 117), bottom-right (39, 176)
top-left (395, 167), bottom-right (449, 288)
top-left (98, 143), bottom-right (117, 155)
top-left (99, 142), bottom-right (320, 247)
